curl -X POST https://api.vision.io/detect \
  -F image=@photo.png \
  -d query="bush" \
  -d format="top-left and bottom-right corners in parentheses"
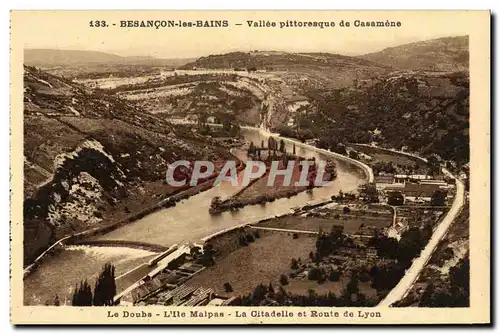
top-left (343, 206), bottom-right (351, 214)
top-left (239, 236), bottom-right (248, 246)
top-left (308, 267), bottom-right (323, 281)
top-left (290, 258), bottom-right (299, 270)
top-left (359, 272), bottom-right (371, 283)
top-left (292, 233), bottom-right (299, 239)
top-left (246, 233), bottom-right (255, 243)
top-left (329, 270), bottom-right (340, 282)
top-left (279, 274), bottom-right (289, 286)
top-left (224, 282), bottom-right (233, 293)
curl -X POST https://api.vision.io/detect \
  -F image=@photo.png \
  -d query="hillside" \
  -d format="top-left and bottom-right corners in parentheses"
top-left (23, 65), bottom-right (232, 265)
top-left (181, 51), bottom-right (389, 71)
top-left (277, 70), bottom-right (469, 167)
top-left (24, 49), bottom-right (194, 67)
top-left (359, 36), bottom-right (469, 71)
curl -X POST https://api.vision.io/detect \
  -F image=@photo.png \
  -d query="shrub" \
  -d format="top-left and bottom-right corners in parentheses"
top-left (292, 233), bottom-right (299, 239)
top-left (308, 267), bottom-right (323, 281)
top-left (359, 272), bottom-right (371, 283)
top-left (239, 236), bottom-right (248, 246)
top-left (224, 282), bottom-right (233, 293)
top-left (329, 270), bottom-right (340, 282)
top-left (290, 258), bottom-right (299, 270)
top-left (279, 274), bottom-right (289, 286)
top-left (246, 233), bottom-right (255, 243)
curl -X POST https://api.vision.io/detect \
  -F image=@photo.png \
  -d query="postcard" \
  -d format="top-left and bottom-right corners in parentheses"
top-left (10, 10), bottom-right (490, 324)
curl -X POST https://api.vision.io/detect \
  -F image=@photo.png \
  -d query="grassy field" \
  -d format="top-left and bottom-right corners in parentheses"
top-left (257, 214), bottom-right (392, 235)
top-left (187, 232), bottom-right (317, 296)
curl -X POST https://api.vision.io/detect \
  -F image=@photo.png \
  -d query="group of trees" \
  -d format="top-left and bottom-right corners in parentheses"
top-left (236, 280), bottom-right (377, 307)
top-left (71, 262), bottom-right (116, 306)
top-left (363, 224), bottom-right (434, 294)
top-left (289, 72), bottom-right (469, 167)
top-left (371, 224), bottom-right (433, 267)
top-left (314, 225), bottom-right (345, 263)
top-left (359, 183), bottom-right (379, 203)
top-left (419, 255), bottom-right (469, 307)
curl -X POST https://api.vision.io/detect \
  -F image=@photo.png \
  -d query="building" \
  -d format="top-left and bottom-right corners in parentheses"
top-left (402, 183), bottom-right (446, 203)
top-left (374, 174), bottom-right (395, 189)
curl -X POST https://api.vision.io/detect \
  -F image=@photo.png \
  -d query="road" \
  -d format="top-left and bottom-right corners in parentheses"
top-left (378, 167), bottom-right (465, 307)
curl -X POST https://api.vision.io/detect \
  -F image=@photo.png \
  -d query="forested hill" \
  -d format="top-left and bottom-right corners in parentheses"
top-left (180, 51), bottom-right (389, 71)
top-left (23, 65), bottom-right (231, 265)
top-left (278, 71), bottom-right (469, 167)
top-left (359, 36), bottom-right (469, 72)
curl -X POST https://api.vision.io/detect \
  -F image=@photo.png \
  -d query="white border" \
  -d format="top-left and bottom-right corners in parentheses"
top-left (3, 1), bottom-right (497, 333)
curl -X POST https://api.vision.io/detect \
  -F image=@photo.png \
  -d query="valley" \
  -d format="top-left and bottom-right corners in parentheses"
top-left (23, 35), bottom-right (469, 308)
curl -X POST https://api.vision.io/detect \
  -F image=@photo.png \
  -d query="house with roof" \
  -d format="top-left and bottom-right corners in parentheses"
top-left (402, 183), bottom-right (446, 203)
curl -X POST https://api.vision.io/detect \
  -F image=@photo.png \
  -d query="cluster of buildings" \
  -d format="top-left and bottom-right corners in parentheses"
top-left (115, 243), bottom-right (237, 307)
top-left (374, 173), bottom-right (453, 205)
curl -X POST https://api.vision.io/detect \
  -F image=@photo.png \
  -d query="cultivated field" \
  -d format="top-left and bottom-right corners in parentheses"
top-left (187, 232), bottom-right (317, 296)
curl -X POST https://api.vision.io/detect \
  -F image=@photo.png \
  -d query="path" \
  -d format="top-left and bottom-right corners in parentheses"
top-left (378, 167), bottom-right (465, 307)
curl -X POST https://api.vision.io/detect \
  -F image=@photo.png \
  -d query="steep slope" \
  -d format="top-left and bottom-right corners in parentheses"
top-left (23, 65), bottom-right (232, 264)
top-left (279, 70), bottom-right (469, 166)
top-left (359, 36), bottom-right (469, 71)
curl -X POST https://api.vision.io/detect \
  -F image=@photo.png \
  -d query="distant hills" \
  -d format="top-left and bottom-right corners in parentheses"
top-left (24, 49), bottom-right (195, 67)
top-left (179, 50), bottom-right (389, 71)
top-left (359, 36), bottom-right (469, 71)
top-left (25, 36), bottom-right (469, 72)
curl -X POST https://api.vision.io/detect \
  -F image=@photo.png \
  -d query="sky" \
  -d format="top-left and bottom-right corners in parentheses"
top-left (12, 11), bottom-right (475, 59)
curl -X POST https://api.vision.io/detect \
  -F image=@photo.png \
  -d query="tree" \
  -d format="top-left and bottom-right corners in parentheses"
top-left (279, 139), bottom-right (286, 153)
top-left (334, 143), bottom-right (347, 155)
top-left (53, 294), bottom-right (60, 306)
top-left (280, 274), bottom-right (289, 286)
top-left (290, 258), bottom-right (299, 270)
top-left (248, 141), bottom-right (256, 155)
top-left (93, 263), bottom-right (116, 306)
top-left (190, 246), bottom-right (201, 258)
top-left (224, 282), bottom-right (233, 293)
top-left (359, 183), bottom-right (379, 203)
top-left (72, 280), bottom-right (93, 306)
top-left (346, 274), bottom-right (360, 295)
top-left (348, 150), bottom-right (359, 160)
top-left (329, 269), bottom-right (340, 282)
top-left (431, 190), bottom-right (447, 206)
top-left (387, 191), bottom-right (404, 206)
top-left (251, 284), bottom-right (268, 303)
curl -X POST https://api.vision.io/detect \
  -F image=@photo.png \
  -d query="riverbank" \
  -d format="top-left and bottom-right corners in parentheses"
top-left (24, 126), bottom-right (371, 304)
top-left (209, 161), bottom-right (335, 215)
top-left (23, 154), bottom-right (246, 278)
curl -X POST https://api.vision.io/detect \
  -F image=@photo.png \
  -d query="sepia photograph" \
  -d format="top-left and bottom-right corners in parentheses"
top-left (10, 10), bottom-right (490, 325)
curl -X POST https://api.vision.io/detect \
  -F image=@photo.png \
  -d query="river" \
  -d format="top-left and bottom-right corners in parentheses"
top-left (23, 127), bottom-right (368, 305)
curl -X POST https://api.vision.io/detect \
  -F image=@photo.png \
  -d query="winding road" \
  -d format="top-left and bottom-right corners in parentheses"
top-left (378, 167), bottom-right (465, 307)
